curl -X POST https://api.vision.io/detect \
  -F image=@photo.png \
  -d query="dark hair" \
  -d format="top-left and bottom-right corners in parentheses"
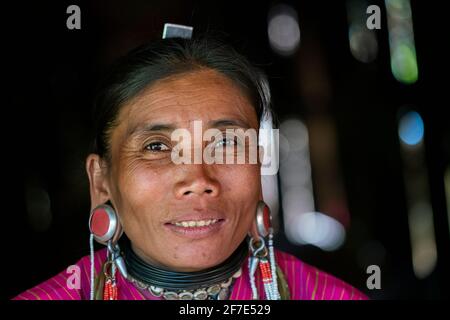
top-left (92, 36), bottom-right (274, 160)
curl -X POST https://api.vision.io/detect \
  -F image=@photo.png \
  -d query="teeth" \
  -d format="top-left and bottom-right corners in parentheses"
top-left (172, 219), bottom-right (219, 227)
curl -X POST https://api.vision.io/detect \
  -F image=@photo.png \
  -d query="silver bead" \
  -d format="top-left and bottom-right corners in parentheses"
top-left (179, 291), bottom-right (194, 300)
top-left (232, 268), bottom-right (242, 278)
top-left (217, 288), bottom-right (229, 300)
top-left (193, 290), bottom-right (208, 300)
top-left (163, 291), bottom-right (179, 300)
top-left (207, 284), bottom-right (221, 295)
top-left (135, 280), bottom-right (148, 290)
top-left (149, 286), bottom-right (163, 297)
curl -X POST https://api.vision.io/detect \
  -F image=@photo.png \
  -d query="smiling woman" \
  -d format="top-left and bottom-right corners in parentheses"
top-left (13, 36), bottom-right (367, 300)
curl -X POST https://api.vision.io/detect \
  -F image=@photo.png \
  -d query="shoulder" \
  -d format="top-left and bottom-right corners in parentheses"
top-left (274, 250), bottom-right (369, 300)
top-left (12, 249), bottom-right (107, 300)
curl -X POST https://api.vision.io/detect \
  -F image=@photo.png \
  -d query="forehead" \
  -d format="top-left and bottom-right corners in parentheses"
top-left (116, 69), bottom-right (259, 132)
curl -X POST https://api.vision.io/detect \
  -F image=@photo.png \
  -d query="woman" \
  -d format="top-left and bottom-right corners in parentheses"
top-left (14, 36), bottom-right (367, 300)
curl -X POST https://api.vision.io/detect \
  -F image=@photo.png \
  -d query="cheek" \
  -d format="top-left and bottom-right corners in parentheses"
top-left (112, 161), bottom-right (173, 221)
top-left (220, 164), bottom-right (261, 199)
top-left (123, 168), bottom-right (166, 198)
top-left (219, 164), bottom-right (261, 232)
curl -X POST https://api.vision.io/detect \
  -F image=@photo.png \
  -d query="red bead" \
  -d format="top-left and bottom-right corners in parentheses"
top-left (259, 260), bottom-right (273, 283)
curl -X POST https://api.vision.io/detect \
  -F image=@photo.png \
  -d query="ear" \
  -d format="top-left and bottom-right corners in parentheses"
top-left (86, 154), bottom-right (111, 210)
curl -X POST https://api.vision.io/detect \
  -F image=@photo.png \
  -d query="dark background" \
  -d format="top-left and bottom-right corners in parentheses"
top-left (3, 0), bottom-right (449, 300)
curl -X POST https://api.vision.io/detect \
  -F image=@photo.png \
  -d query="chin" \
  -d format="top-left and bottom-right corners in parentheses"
top-left (168, 246), bottom-right (227, 272)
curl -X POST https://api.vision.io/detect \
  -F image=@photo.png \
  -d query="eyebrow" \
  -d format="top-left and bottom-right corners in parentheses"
top-left (127, 123), bottom-right (176, 138)
top-left (127, 118), bottom-right (253, 138)
top-left (209, 119), bottom-right (252, 129)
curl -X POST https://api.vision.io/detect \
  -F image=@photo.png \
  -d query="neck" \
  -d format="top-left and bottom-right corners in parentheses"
top-left (123, 240), bottom-right (248, 291)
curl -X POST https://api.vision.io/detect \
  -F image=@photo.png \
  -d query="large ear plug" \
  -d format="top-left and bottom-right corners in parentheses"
top-left (89, 204), bottom-right (123, 245)
top-left (249, 201), bottom-right (272, 240)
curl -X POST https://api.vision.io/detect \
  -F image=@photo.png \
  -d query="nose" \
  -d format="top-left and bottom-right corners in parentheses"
top-left (174, 164), bottom-right (221, 199)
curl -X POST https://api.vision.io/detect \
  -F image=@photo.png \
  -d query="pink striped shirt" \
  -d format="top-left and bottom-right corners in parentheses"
top-left (13, 249), bottom-right (368, 300)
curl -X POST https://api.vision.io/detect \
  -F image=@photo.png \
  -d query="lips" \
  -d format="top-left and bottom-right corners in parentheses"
top-left (165, 211), bottom-right (225, 225)
top-left (164, 214), bottom-right (226, 238)
top-left (171, 219), bottom-right (221, 227)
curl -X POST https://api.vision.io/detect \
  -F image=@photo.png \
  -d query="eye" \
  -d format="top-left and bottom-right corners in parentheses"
top-left (215, 136), bottom-right (237, 148)
top-left (144, 141), bottom-right (170, 152)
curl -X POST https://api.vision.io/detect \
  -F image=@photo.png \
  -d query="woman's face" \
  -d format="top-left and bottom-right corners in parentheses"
top-left (88, 69), bottom-right (261, 271)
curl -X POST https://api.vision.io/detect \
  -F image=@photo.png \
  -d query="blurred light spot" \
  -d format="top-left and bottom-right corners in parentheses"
top-left (25, 185), bottom-right (52, 232)
top-left (386, 0), bottom-right (419, 84)
top-left (280, 118), bottom-right (308, 151)
top-left (282, 187), bottom-right (315, 217)
top-left (268, 4), bottom-right (300, 56)
top-left (349, 27), bottom-right (378, 63)
top-left (408, 201), bottom-right (437, 278)
top-left (278, 132), bottom-right (291, 164)
top-left (293, 212), bottom-right (346, 251)
top-left (280, 153), bottom-right (312, 187)
top-left (280, 118), bottom-right (314, 245)
top-left (398, 111), bottom-right (424, 146)
top-left (398, 106), bottom-right (437, 279)
top-left (347, 0), bottom-right (378, 63)
top-left (391, 43), bottom-right (418, 84)
top-left (280, 119), bottom-right (312, 188)
top-left (387, 0), bottom-right (412, 18)
top-left (280, 117), bottom-right (345, 251)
